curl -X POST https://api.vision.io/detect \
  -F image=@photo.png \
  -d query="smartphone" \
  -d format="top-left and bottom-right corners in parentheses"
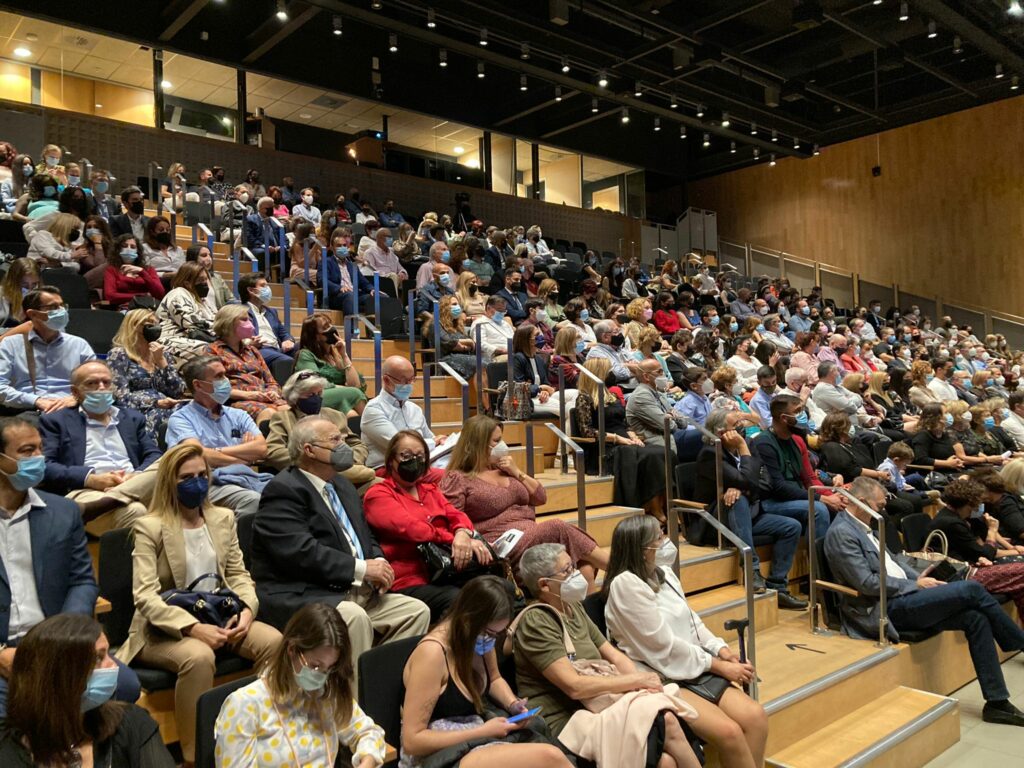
top-left (507, 706), bottom-right (542, 724)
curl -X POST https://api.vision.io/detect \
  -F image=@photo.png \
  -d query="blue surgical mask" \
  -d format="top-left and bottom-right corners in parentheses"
top-left (85, 228), bottom-right (101, 239)
top-left (1003, 409), bottom-right (1012, 420)
top-left (474, 636), bottom-right (496, 656)
top-left (83, 391), bottom-right (114, 414)
top-left (385, 237), bottom-right (394, 248)
top-left (450, 305), bottom-right (463, 318)
top-left (580, 309), bottom-right (590, 322)
top-left (945, 413), bottom-right (954, 427)
top-left (0, 454), bottom-right (45, 491)
top-left (120, 249), bottom-right (138, 263)
top-left (81, 666), bottom-right (118, 712)
top-left (575, 340), bottom-right (586, 354)
top-left (796, 412), bottom-right (809, 426)
top-left (441, 251), bottom-right (450, 263)
top-left (710, 315), bottom-right (721, 327)
top-left (256, 285), bottom-right (273, 303)
top-left (887, 335), bottom-right (896, 344)
top-left (394, 383), bottom-right (414, 401)
top-left (729, 322), bottom-right (739, 333)
top-left (984, 416), bottom-right (996, 429)
top-left (439, 273), bottom-right (451, 286)
top-left (43, 185), bottom-right (57, 198)
top-left (903, 334), bottom-right (912, 342)
top-left (177, 476), bottom-right (209, 508)
top-left (801, 306), bottom-right (810, 316)
top-left (22, 165), bottom-right (34, 178)
top-left (210, 378), bottom-right (232, 404)
top-left (926, 374), bottom-right (935, 383)
top-left (756, 324), bottom-right (766, 334)
top-left (44, 307), bottom-right (69, 331)
top-left (963, 380), bottom-right (973, 390)
top-left (67, 175), bottom-right (81, 187)
top-left (94, 181), bottom-right (109, 194)
top-left (295, 663), bottom-right (329, 692)
top-left (492, 310), bottom-right (506, 324)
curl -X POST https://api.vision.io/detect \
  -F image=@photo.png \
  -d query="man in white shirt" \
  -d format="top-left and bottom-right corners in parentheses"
top-left (415, 241), bottom-right (451, 290)
top-left (928, 358), bottom-right (959, 401)
top-left (239, 272), bottom-right (296, 366)
top-left (290, 187), bottom-right (321, 227)
top-left (1000, 392), bottom-right (1024, 449)
top-left (469, 296), bottom-right (514, 363)
top-left (361, 356), bottom-right (449, 467)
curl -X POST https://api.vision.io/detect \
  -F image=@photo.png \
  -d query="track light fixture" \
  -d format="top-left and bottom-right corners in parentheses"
top-left (753, 147), bottom-right (760, 159)
top-left (478, 28), bottom-right (488, 46)
top-left (696, 103), bottom-right (705, 117)
top-left (332, 15), bottom-right (343, 35)
top-left (597, 71), bottom-right (608, 88)
top-left (794, 137), bottom-right (800, 149)
top-left (996, 63), bottom-right (1005, 79)
top-left (899, 2), bottom-right (908, 21)
top-left (1012, 75), bottom-right (1020, 90)
top-left (750, 122), bottom-right (758, 135)
top-left (721, 111), bottom-right (730, 127)
top-left (813, 144), bottom-right (821, 155)
top-left (371, 0), bottom-right (382, 8)
top-left (927, 20), bottom-right (937, 38)
top-left (953, 35), bottom-right (962, 54)
top-left (520, 74), bottom-right (528, 91)
top-left (388, 33), bottom-right (398, 52)
top-left (438, 49), bottom-right (447, 67)
top-left (680, 125), bottom-right (687, 139)
top-left (561, 57), bottom-right (570, 73)
top-left (276, 0), bottom-right (288, 21)
top-left (620, 107), bottom-right (630, 124)
top-left (730, 141), bottom-right (736, 154)
top-left (670, 96), bottom-right (678, 109)
top-left (426, 8), bottom-right (436, 28)
top-left (634, 81), bottom-right (643, 97)
top-left (653, 118), bottom-right (661, 132)
top-left (477, 61), bottom-right (485, 78)
top-left (771, 129), bottom-right (778, 142)
top-left (521, 42), bottom-right (530, 60)
top-left (554, 86), bottom-right (562, 102)
top-left (702, 132), bottom-right (710, 148)
top-left (591, 97), bottom-right (599, 113)
top-left (769, 154), bottom-right (777, 166)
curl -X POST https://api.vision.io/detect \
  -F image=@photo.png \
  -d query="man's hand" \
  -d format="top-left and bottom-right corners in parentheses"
top-left (917, 576), bottom-right (945, 589)
top-left (281, 340), bottom-right (296, 353)
top-left (831, 474), bottom-right (845, 487)
top-left (723, 488), bottom-right (742, 507)
top-left (241, 432), bottom-right (258, 443)
top-left (720, 429), bottom-right (747, 454)
top-left (85, 471), bottom-right (127, 491)
top-left (35, 397), bottom-right (64, 413)
top-left (821, 494), bottom-right (845, 511)
top-left (364, 559), bottom-right (395, 591)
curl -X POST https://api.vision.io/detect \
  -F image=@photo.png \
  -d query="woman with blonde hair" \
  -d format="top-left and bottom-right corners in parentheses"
top-left (946, 399), bottom-right (1004, 466)
top-left (442, 415), bottom-right (607, 578)
top-left (0, 256), bottom-right (39, 328)
top-left (548, 325), bottom-right (583, 388)
top-left (392, 221), bottom-right (419, 263)
top-left (623, 296), bottom-right (654, 350)
top-left (119, 443), bottom-right (282, 767)
top-left (35, 143), bottom-right (67, 184)
top-left (908, 359), bottom-right (942, 409)
top-left (27, 212), bottom-right (89, 271)
top-left (433, 294), bottom-right (477, 378)
top-left (156, 261), bottom-right (217, 361)
top-left (537, 277), bottom-right (564, 322)
top-left (455, 269), bottom-right (485, 319)
top-left (207, 304), bottom-right (288, 422)
top-left (867, 369), bottom-right (919, 435)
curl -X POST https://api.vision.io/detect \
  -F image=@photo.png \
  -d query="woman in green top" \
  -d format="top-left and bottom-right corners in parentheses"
top-left (295, 311), bottom-right (368, 415)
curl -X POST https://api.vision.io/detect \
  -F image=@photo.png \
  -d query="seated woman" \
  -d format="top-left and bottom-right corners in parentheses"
top-left (653, 292), bottom-right (683, 338)
top-left (185, 243), bottom-right (233, 313)
top-left (0, 615), bottom-right (174, 767)
top-left (118, 443), bottom-right (282, 767)
top-left (947, 399), bottom-right (1006, 467)
top-left (156, 261), bottom-right (217, 362)
top-left (867, 370), bottom-right (919, 435)
top-left (456, 270), bottom-right (486, 320)
top-left (364, 430), bottom-right (493, 621)
top-left (604, 515), bottom-right (767, 768)
top-left (725, 334), bottom-right (762, 391)
top-left (434, 294), bottom-right (477, 379)
top-left (264, 371), bottom-right (376, 489)
top-left (512, 543), bottom-right (701, 768)
top-left (109, 308), bottom-right (188, 439)
top-left (635, 325), bottom-right (673, 382)
top-left (216, 602), bottom-right (386, 768)
top-left (441, 415), bottom-right (608, 584)
top-left (708, 366), bottom-right (762, 439)
top-left (623, 297), bottom-right (655, 350)
top-left (296, 311), bottom-right (368, 415)
top-left (103, 233), bottom-right (166, 310)
top-left (27, 211), bottom-right (89, 271)
top-left (559, 298), bottom-right (596, 348)
top-left (548, 325), bottom-right (584, 389)
top-left (511, 325), bottom-right (576, 417)
top-left (288, 221), bottom-right (322, 286)
top-left (401, 576), bottom-right (570, 768)
top-left (909, 403), bottom-right (967, 475)
top-left (0, 257), bottom-right (38, 328)
top-left (207, 304), bottom-right (289, 423)
top-left (965, 403), bottom-right (1015, 461)
top-left (688, 328), bottom-right (722, 371)
top-left (907, 360), bottom-right (942, 409)
top-left (538, 277), bottom-right (563, 323)
top-left (664, 329), bottom-right (694, 390)
top-left (843, 373), bottom-right (905, 442)
top-left (930, 476), bottom-right (1024, 619)
top-left (80, 214), bottom-right (115, 288)
top-left (142, 216), bottom-right (186, 277)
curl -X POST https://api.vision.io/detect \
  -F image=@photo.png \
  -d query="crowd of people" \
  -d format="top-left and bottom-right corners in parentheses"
top-left (2, 146), bottom-right (1024, 768)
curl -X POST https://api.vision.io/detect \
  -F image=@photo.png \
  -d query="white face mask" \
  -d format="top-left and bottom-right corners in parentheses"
top-left (303, 195), bottom-right (313, 205)
top-left (550, 570), bottom-right (588, 604)
top-left (654, 376), bottom-right (670, 392)
top-left (490, 440), bottom-right (510, 462)
top-left (701, 379), bottom-right (715, 395)
top-left (651, 539), bottom-right (677, 567)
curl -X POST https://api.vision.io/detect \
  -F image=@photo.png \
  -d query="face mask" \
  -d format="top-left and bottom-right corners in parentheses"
top-left (396, 456), bottom-right (427, 483)
top-left (701, 379), bottom-right (714, 395)
top-left (450, 305), bottom-right (463, 318)
top-left (653, 539), bottom-right (678, 567)
top-left (0, 454), bottom-right (45, 491)
top-left (295, 662), bottom-right (329, 692)
top-left (756, 324), bottom-right (766, 334)
top-left (847, 424), bottom-right (857, 438)
top-left (393, 382), bottom-right (414, 401)
top-left (709, 315), bottom-right (721, 327)
top-left (140, 324), bottom-right (162, 344)
top-left (42, 185), bottom-right (57, 198)
top-left (177, 476), bottom-right (209, 508)
top-left (926, 374), bottom-right (935, 383)
top-left (22, 165), bottom-right (34, 178)
top-left (944, 413), bottom-right (954, 427)
top-left (196, 283), bottom-right (211, 299)
top-left (129, 200), bottom-right (145, 215)
top-left (963, 380), bottom-right (972, 390)
top-left (468, 284), bottom-right (479, 296)
top-left (67, 175), bottom-right (81, 187)
top-left (758, 306), bottom-right (769, 316)
top-left (887, 335), bottom-right (896, 344)
top-left (120, 249), bottom-right (138, 263)
top-left (441, 251), bottom-right (451, 263)
top-left (996, 376), bottom-right (1006, 386)
top-left (325, 442), bottom-right (354, 472)
top-left (984, 416), bottom-right (996, 429)
top-left (296, 394), bottom-right (323, 415)
top-left (256, 286), bottom-right (273, 303)
top-left (439, 273), bottom-right (451, 286)
top-left (575, 340), bottom-right (586, 354)
top-left (475, 636), bottom-right (497, 656)
top-left (795, 412), bottom-right (810, 427)
top-left (642, 309), bottom-right (653, 321)
top-left (82, 391), bottom-right (114, 414)
top-left (551, 569), bottom-right (588, 604)
top-left (655, 376), bottom-right (670, 392)
top-left (610, 333), bottom-right (625, 349)
top-left (45, 155), bottom-right (59, 168)
top-left (155, 231), bottom-right (172, 246)
top-left (962, 411), bottom-right (972, 422)
top-left (210, 378), bottom-right (232, 404)
top-left (1003, 409), bottom-right (1011, 420)
top-left (385, 237), bottom-right (394, 248)
top-left (580, 309), bottom-right (590, 322)
top-left (729, 322), bottom-right (739, 333)
top-left (732, 382), bottom-right (744, 396)
top-left (801, 306), bottom-right (811, 316)
top-left (238, 192), bottom-right (250, 204)
top-left (81, 666), bottom-right (118, 712)
top-left (302, 195), bottom-right (313, 205)
top-left (42, 307), bottom-right (69, 332)
top-left (90, 180), bottom-right (107, 194)
top-left (237, 320), bottom-right (255, 339)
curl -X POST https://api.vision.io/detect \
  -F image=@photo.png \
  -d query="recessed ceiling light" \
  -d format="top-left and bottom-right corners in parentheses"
top-left (25, 33), bottom-right (38, 42)
top-left (13, 47), bottom-right (31, 57)
top-left (161, 80), bottom-right (172, 88)
top-left (453, 145), bottom-right (465, 154)
top-left (299, 113), bottom-right (312, 119)
top-left (94, 103), bottom-right (103, 109)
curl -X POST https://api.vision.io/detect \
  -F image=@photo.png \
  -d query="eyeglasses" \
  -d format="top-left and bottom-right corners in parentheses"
top-left (396, 451), bottom-right (426, 462)
top-left (479, 626), bottom-right (505, 640)
top-left (546, 562), bottom-right (574, 581)
top-left (299, 651), bottom-right (335, 674)
top-left (295, 370), bottom-right (318, 382)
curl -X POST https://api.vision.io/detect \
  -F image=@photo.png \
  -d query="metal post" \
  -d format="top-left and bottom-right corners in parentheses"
top-left (713, 438), bottom-right (725, 550)
top-left (423, 361), bottom-right (432, 427)
top-left (432, 300), bottom-right (442, 362)
top-left (373, 329), bottom-right (383, 393)
top-left (475, 323), bottom-right (485, 413)
top-left (557, 366), bottom-right (568, 470)
top-left (505, 336), bottom-right (514, 400)
top-left (283, 279), bottom-right (291, 331)
top-left (408, 292), bottom-right (417, 364)
top-left (321, 244), bottom-right (328, 309)
top-left (663, 415), bottom-right (675, 540)
top-left (807, 488), bottom-right (820, 635)
top-left (350, 261), bottom-right (360, 319)
top-left (235, 69), bottom-right (247, 146)
top-left (276, 223), bottom-right (286, 283)
top-left (666, 474), bottom-right (681, 575)
top-left (526, 421), bottom-right (535, 477)
top-left (303, 239), bottom-right (310, 285)
top-left (373, 273), bottom-right (381, 323)
top-left (438, 362), bottom-right (470, 424)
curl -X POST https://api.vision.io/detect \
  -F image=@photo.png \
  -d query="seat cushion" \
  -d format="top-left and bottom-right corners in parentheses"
top-left (134, 652), bottom-right (254, 693)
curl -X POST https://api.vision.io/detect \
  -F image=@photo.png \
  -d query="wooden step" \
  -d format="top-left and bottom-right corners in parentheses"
top-left (767, 687), bottom-right (958, 768)
top-left (675, 543), bottom-right (740, 592)
top-left (688, 584), bottom-right (780, 638)
top-left (543, 504), bottom-right (643, 546)
top-left (535, 470), bottom-right (615, 513)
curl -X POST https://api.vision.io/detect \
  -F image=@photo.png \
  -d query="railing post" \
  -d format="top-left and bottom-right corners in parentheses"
top-left (303, 239), bottom-right (310, 285)
top-left (408, 292), bottom-right (417, 364)
top-left (277, 222), bottom-right (287, 284)
top-left (475, 324), bottom-right (485, 413)
top-left (713, 437), bottom-right (725, 550)
top-left (597, 379), bottom-right (606, 476)
top-left (432, 300), bottom-right (442, 362)
top-left (526, 421), bottom-right (535, 478)
top-left (558, 366), bottom-right (568, 470)
top-left (505, 336), bottom-right (514, 399)
top-left (438, 362), bottom-right (471, 424)
top-left (306, 288), bottom-right (314, 316)
top-left (423, 361), bottom-right (432, 427)
top-left (373, 329), bottom-right (383, 393)
top-left (320, 244), bottom-right (328, 309)
top-left (663, 415), bottom-right (675, 541)
top-left (283, 279), bottom-right (291, 331)
top-left (807, 488), bottom-right (820, 635)
top-left (350, 261), bottom-right (360, 320)
top-left (343, 314), bottom-right (353, 360)
top-left (374, 273), bottom-right (381, 323)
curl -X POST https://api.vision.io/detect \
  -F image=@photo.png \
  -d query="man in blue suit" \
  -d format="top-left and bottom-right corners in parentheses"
top-left (243, 196), bottom-right (281, 260)
top-left (40, 361), bottom-right (161, 536)
top-left (0, 415), bottom-right (140, 716)
top-left (493, 268), bottom-right (529, 325)
top-left (239, 271), bottom-right (296, 367)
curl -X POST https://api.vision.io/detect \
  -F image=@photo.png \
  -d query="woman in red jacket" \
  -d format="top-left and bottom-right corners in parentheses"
top-left (104, 233), bottom-right (166, 310)
top-left (363, 430), bottom-right (494, 621)
top-left (652, 290), bottom-right (683, 337)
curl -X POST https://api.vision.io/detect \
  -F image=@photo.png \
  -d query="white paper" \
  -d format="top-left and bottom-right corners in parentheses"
top-left (491, 529), bottom-right (525, 558)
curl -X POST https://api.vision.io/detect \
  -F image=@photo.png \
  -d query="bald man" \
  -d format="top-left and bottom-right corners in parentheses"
top-left (415, 240), bottom-right (451, 290)
top-left (39, 361), bottom-right (162, 535)
top-left (625, 358), bottom-right (688, 450)
top-left (415, 261), bottom-right (455, 315)
top-left (360, 355), bottom-right (449, 467)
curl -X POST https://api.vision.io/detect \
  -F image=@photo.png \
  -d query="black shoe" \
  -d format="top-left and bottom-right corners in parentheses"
top-left (776, 591), bottom-right (809, 611)
top-left (750, 572), bottom-right (767, 594)
top-left (983, 701), bottom-right (1024, 726)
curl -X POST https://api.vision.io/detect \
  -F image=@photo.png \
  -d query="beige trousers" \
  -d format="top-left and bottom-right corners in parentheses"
top-left (68, 462), bottom-right (161, 537)
top-left (336, 592), bottom-right (430, 688)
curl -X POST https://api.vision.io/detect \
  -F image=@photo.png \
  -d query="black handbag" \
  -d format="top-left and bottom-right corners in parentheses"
top-left (185, 327), bottom-right (217, 343)
top-left (417, 536), bottom-right (507, 587)
top-left (680, 671), bottom-right (732, 704)
top-left (161, 573), bottom-right (245, 628)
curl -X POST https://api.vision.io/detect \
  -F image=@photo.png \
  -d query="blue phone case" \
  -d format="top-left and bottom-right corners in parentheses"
top-left (508, 706), bottom-right (542, 723)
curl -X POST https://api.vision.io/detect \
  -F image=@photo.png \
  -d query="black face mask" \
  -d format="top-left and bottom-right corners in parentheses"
top-left (155, 231), bottom-right (172, 245)
top-left (142, 324), bottom-right (162, 343)
top-left (396, 456), bottom-right (426, 483)
top-left (68, 229), bottom-right (81, 243)
top-left (610, 333), bottom-right (625, 349)
top-left (614, 314), bottom-right (627, 325)
top-left (129, 201), bottom-right (145, 215)
top-left (468, 285), bottom-right (479, 296)
top-left (195, 283), bottom-right (210, 298)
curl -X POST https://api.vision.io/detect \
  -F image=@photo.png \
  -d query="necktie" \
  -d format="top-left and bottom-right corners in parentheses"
top-left (324, 483), bottom-right (364, 559)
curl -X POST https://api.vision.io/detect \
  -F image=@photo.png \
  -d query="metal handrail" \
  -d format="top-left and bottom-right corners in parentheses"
top-left (667, 412), bottom-right (725, 549)
top-left (474, 323), bottom-right (485, 412)
top-left (808, 485), bottom-right (889, 647)
top-left (344, 314), bottom-right (383, 393)
top-left (436, 362), bottom-right (471, 424)
top-left (539, 422), bottom-right (587, 532)
top-left (573, 363), bottom-right (607, 476)
top-left (236, 247), bottom-right (257, 300)
top-left (197, 222), bottom-right (214, 255)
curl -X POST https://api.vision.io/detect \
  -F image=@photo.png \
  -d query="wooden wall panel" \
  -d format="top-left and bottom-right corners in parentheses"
top-left (0, 61), bottom-right (31, 105)
top-left (40, 71), bottom-right (95, 116)
top-left (688, 95), bottom-right (1024, 316)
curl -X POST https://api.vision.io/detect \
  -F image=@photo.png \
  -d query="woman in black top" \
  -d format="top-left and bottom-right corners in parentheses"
top-left (978, 467), bottom-right (1024, 544)
top-left (666, 329), bottom-right (694, 390)
top-left (909, 403), bottom-right (966, 473)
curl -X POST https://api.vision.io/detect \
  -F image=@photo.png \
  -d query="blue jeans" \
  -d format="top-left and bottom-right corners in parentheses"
top-left (759, 497), bottom-right (831, 539)
top-left (258, 345), bottom-right (293, 367)
top-left (888, 580), bottom-right (1024, 702)
top-left (726, 496), bottom-right (802, 589)
top-left (0, 655), bottom-right (140, 718)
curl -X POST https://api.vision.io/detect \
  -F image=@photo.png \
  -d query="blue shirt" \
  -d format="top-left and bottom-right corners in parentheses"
top-left (788, 314), bottom-right (813, 333)
top-left (165, 400), bottom-right (260, 450)
top-left (877, 458), bottom-right (906, 491)
top-left (749, 388), bottom-right (776, 428)
top-left (674, 391), bottom-right (712, 427)
top-left (0, 330), bottom-right (96, 410)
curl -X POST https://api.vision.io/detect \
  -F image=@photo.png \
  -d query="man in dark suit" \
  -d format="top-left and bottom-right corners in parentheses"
top-left (494, 267), bottom-right (529, 325)
top-left (238, 271), bottom-right (296, 367)
top-left (244, 196), bottom-right (280, 260)
top-left (251, 415), bottom-right (429, 677)
top-left (39, 361), bottom-right (161, 535)
top-left (108, 185), bottom-right (148, 241)
top-left (0, 416), bottom-right (140, 716)
top-left (696, 408), bottom-right (805, 608)
top-left (826, 477), bottom-right (1024, 726)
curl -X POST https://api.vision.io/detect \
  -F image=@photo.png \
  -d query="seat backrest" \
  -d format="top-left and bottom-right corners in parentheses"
top-left (674, 461), bottom-right (697, 500)
top-left (236, 513), bottom-right (256, 573)
top-left (41, 269), bottom-right (91, 309)
top-left (98, 527), bottom-right (136, 647)
top-left (68, 308), bottom-right (123, 355)
top-left (376, 296), bottom-right (406, 339)
top-left (871, 440), bottom-right (890, 468)
top-left (348, 412), bottom-right (362, 437)
top-left (815, 537), bottom-right (843, 631)
top-left (194, 674), bottom-right (258, 768)
top-left (357, 634), bottom-right (423, 750)
top-left (900, 512), bottom-right (932, 553)
top-left (486, 361), bottom-right (508, 390)
top-left (582, 592), bottom-right (608, 637)
top-left (270, 355), bottom-right (294, 386)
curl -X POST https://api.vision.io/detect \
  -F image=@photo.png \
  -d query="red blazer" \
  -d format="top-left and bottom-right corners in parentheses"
top-left (103, 266), bottom-right (166, 309)
top-left (653, 309), bottom-right (682, 335)
top-left (363, 473), bottom-right (476, 590)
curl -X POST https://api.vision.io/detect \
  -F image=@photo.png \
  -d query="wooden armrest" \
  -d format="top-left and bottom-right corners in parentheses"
top-left (385, 743), bottom-right (397, 762)
top-left (672, 498), bottom-right (708, 510)
top-left (815, 579), bottom-right (859, 597)
top-left (907, 465), bottom-right (933, 471)
top-left (95, 597), bottom-right (112, 616)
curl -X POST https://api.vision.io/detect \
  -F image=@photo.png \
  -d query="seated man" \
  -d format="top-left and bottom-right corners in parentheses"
top-left (165, 355), bottom-right (267, 518)
top-left (493, 268), bottom-right (529, 325)
top-left (469, 296), bottom-right (514, 363)
top-left (40, 361), bottom-right (160, 535)
top-left (827, 476), bottom-right (1024, 726)
top-left (753, 394), bottom-right (839, 537)
top-left (783, 367), bottom-right (825, 432)
top-left (414, 241), bottom-right (451, 290)
top-left (377, 198), bottom-right (406, 229)
top-left (625, 358), bottom-right (687, 451)
top-left (414, 262), bottom-right (455, 316)
top-left (108, 185), bottom-right (148, 241)
top-left (748, 365), bottom-right (778, 429)
top-left (240, 271), bottom-right (296, 366)
top-left (698, 408), bottom-right (806, 609)
top-left (0, 416), bottom-right (140, 716)
top-left (0, 287), bottom-right (95, 415)
top-left (243, 197), bottom-right (281, 259)
top-left (361, 355), bottom-right (448, 468)
top-left (251, 415), bottom-right (429, 677)
top-left (586, 320), bottom-right (639, 390)
top-left (812, 361), bottom-right (872, 425)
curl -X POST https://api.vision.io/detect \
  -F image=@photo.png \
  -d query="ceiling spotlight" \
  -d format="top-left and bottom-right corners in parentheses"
top-left (750, 122), bottom-right (758, 135)
top-left (634, 81), bottom-right (643, 97)
top-left (554, 86), bottom-right (562, 102)
top-left (13, 47), bottom-right (31, 57)
top-left (520, 74), bottom-right (528, 91)
top-left (453, 145), bottom-right (464, 155)
top-left (794, 137), bottom-right (800, 149)
top-left (996, 63), bottom-right (1005, 79)
top-left (561, 57), bottom-right (570, 73)
top-left (927, 20), bottom-right (937, 38)
top-left (813, 143), bottom-right (821, 155)
top-left (702, 132), bottom-right (710, 148)
top-left (753, 147), bottom-right (760, 160)
top-left (426, 7), bottom-right (436, 27)
top-left (95, 103), bottom-right (103, 109)
top-left (371, 0), bottom-right (382, 8)
top-left (721, 111), bottom-right (730, 127)
top-left (388, 33), bottom-right (398, 52)
top-left (161, 79), bottom-right (172, 89)
top-left (769, 154), bottom-right (777, 166)
top-left (276, 0), bottom-right (288, 20)
top-left (597, 70), bottom-right (609, 88)
top-left (730, 141), bottom-right (736, 154)
top-left (591, 97), bottom-right (599, 113)
top-left (670, 95), bottom-right (678, 109)
top-left (438, 49), bottom-right (448, 67)
top-left (654, 118), bottom-right (661, 132)
top-left (696, 103), bottom-right (705, 117)
top-left (620, 107), bottom-right (630, 124)
top-left (899, 1), bottom-right (908, 21)
top-left (332, 15), bottom-right (343, 35)
top-left (872, 0), bottom-right (882, 4)
top-left (477, 61), bottom-right (485, 78)
top-left (1012, 75), bottom-right (1020, 90)
top-left (952, 35), bottom-right (962, 54)
top-left (680, 125), bottom-right (687, 139)
top-left (521, 42), bottom-right (530, 60)
top-left (771, 128), bottom-right (778, 142)
top-left (1010, 0), bottom-right (1024, 18)
top-left (478, 27), bottom-right (488, 46)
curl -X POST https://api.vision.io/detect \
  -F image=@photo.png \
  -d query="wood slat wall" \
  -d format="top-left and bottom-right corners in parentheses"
top-left (688, 95), bottom-right (1024, 317)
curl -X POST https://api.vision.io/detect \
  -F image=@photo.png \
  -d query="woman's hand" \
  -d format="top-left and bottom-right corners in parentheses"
top-left (470, 538), bottom-right (493, 565)
top-left (185, 623), bottom-right (229, 650)
top-left (225, 608), bottom-right (253, 643)
top-left (477, 717), bottom-right (524, 739)
top-left (451, 529), bottom-right (474, 569)
top-left (156, 398), bottom-right (180, 409)
top-left (716, 660), bottom-right (755, 685)
top-left (493, 456), bottom-right (520, 478)
top-left (626, 671), bottom-right (663, 692)
top-left (149, 342), bottom-right (166, 367)
top-left (507, 697), bottom-right (529, 715)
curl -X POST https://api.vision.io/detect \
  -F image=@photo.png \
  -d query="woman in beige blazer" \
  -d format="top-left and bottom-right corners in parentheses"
top-left (117, 442), bottom-right (281, 767)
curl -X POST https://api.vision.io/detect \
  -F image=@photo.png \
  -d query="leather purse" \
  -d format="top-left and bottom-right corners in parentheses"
top-left (161, 573), bottom-right (244, 628)
top-left (417, 535), bottom-right (507, 587)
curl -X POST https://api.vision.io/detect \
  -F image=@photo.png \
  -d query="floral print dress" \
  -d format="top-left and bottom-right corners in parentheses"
top-left (108, 346), bottom-right (187, 439)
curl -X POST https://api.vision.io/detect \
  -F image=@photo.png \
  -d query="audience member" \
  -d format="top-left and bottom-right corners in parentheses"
top-left (155, 262), bottom-right (217, 360)
top-left (470, 296), bottom-right (515, 362)
top-left (626, 358), bottom-right (688, 453)
top-left (295, 312), bottom-right (368, 414)
top-left (207, 304), bottom-right (288, 423)
top-left (185, 244), bottom-right (233, 313)
top-left (239, 271), bottom-right (296, 366)
top-left (0, 258), bottom-right (38, 329)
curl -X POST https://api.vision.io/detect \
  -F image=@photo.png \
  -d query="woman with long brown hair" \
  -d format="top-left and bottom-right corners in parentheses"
top-left (0, 614), bottom-right (174, 766)
top-left (155, 261), bottom-right (217, 361)
top-left (215, 602), bottom-right (386, 767)
top-left (295, 311), bottom-right (368, 414)
top-left (0, 257), bottom-right (38, 328)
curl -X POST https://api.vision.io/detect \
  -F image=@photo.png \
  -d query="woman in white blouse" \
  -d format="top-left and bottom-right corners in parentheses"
top-left (725, 335), bottom-right (761, 390)
top-left (604, 515), bottom-right (768, 768)
top-left (215, 602), bottom-right (387, 768)
top-left (142, 215), bottom-right (186, 276)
